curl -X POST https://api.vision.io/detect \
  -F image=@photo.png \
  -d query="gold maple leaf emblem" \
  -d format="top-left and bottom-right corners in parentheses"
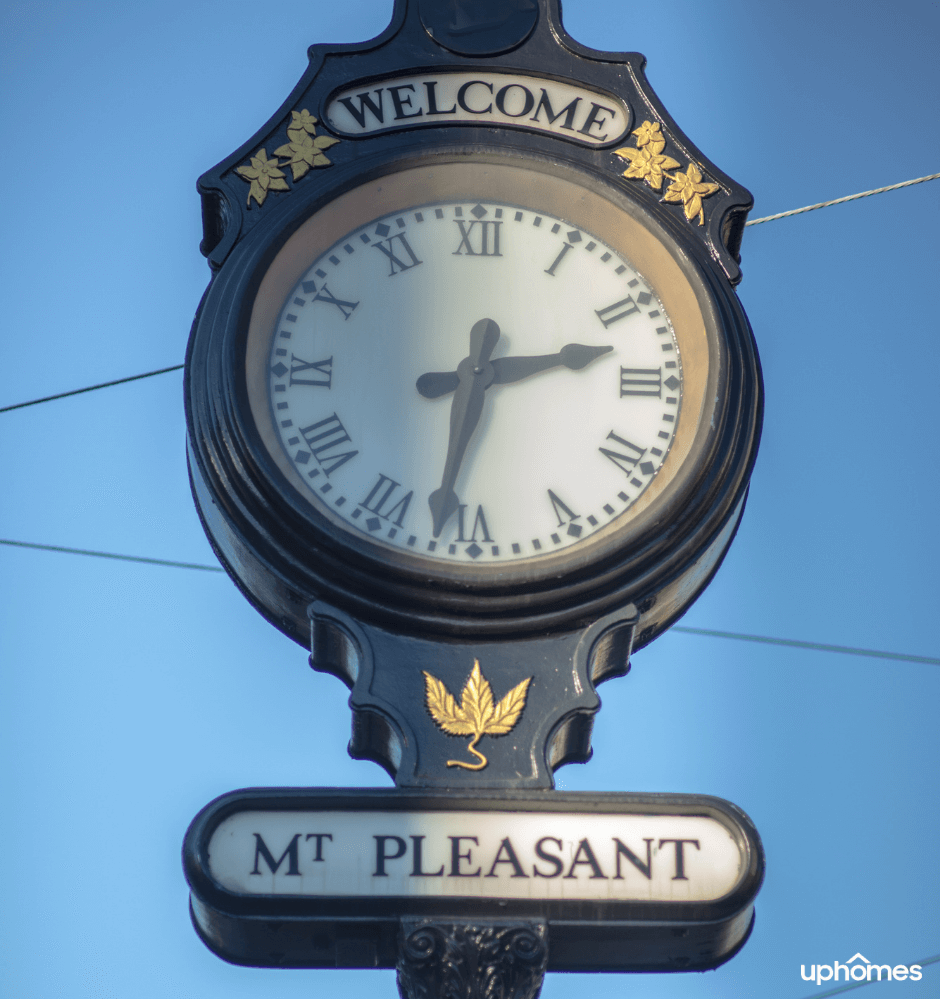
top-left (423, 661), bottom-right (532, 770)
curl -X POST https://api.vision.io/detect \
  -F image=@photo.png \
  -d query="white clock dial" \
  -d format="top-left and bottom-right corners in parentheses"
top-left (263, 198), bottom-right (681, 565)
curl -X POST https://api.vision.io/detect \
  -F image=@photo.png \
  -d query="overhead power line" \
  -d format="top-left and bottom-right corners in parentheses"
top-left (0, 538), bottom-right (223, 573)
top-left (798, 951), bottom-right (939, 998)
top-left (2, 537), bottom-right (938, 666)
top-left (0, 174), bottom-right (936, 416)
top-left (0, 363), bottom-right (183, 414)
top-left (745, 171), bottom-right (940, 226)
top-left (671, 626), bottom-right (940, 666)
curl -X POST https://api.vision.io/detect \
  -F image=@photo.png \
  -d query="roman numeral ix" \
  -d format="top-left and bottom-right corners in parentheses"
top-left (290, 355), bottom-right (332, 388)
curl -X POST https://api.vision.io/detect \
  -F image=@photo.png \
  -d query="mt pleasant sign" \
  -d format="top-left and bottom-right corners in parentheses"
top-left (210, 809), bottom-right (739, 901)
top-left (184, 789), bottom-right (764, 971)
top-left (324, 72), bottom-right (631, 146)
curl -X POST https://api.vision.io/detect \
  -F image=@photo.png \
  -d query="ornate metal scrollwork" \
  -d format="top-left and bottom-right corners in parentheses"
top-left (397, 919), bottom-right (548, 999)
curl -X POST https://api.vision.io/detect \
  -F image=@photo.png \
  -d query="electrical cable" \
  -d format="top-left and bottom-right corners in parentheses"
top-left (745, 171), bottom-right (940, 226)
top-left (670, 626), bottom-right (940, 666)
top-left (2, 538), bottom-right (938, 666)
top-left (797, 951), bottom-right (939, 998)
top-left (0, 537), bottom-right (223, 573)
top-left (0, 364), bottom-right (183, 414)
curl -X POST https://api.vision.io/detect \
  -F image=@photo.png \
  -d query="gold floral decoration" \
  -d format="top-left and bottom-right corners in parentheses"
top-left (614, 119), bottom-right (720, 225)
top-left (423, 660), bottom-right (532, 771)
top-left (235, 149), bottom-right (289, 208)
top-left (235, 109), bottom-right (339, 207)
top-left (663, 163), bottom-right (720, 226)
top-left (614, 120), bottom-right (680, 191)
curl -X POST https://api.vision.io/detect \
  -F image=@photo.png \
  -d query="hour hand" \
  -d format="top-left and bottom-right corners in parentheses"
top-left (418, 343), bottom-right (611, 399)
top-left (491, 343), bottom-right (612, 385)
top-left (416, 370), bottom-right (460, 399)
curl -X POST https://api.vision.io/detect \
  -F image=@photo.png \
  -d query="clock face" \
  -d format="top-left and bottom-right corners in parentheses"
top-left (246, 161), bottom-right (715, 574)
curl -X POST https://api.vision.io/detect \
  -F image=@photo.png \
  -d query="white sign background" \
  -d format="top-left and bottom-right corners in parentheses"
top-left (208, 809), bottom-right (743, 902)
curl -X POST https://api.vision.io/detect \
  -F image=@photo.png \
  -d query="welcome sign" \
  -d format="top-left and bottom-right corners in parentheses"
top-left (325, 72), bottom-right (631, 146)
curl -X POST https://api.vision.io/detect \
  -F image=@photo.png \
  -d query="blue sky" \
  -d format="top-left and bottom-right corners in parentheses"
top-left (1, 1), bottom-right (938, 997)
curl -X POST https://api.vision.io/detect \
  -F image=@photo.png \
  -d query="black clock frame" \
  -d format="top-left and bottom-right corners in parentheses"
top-left (185, 0), bottom-right (762, 648)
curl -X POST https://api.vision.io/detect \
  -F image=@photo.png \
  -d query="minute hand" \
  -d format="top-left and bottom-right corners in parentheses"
top-left (428, 318), bottom-right (501, 537)
top-left (489, 342), bottom-right (612, 385)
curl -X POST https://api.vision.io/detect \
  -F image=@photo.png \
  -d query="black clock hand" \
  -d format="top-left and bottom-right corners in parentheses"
top-left (491, 342), bottom-right (612, 384)
top-left (416, 370), bottom-right (460, 399)
top-left (428, 318), bottom-right (501, 537)
top-left (416, 343), bottom-right (611, 399)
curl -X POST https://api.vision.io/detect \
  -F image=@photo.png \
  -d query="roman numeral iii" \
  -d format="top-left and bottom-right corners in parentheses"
top-left (620, 366), bottom-right (661, 397)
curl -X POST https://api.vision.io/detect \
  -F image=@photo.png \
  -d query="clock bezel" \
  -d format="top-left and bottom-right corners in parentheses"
top-left (186, 144), bottom-right (760, 639)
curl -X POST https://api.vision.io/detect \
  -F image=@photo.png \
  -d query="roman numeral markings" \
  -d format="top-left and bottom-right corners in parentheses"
top-left (547, 489), bottom-right (583, 537)
top-left (298, 413), bottom-right (359, 476)
top-left (289, 355), bottom-right (333, 388)
top-left (453, 220), bottom-right (502, 257)
top-left (309, 282), bottom-right (359, 320)
top-left (544, 242), bottom-right (574, 276)
top-left (599, 431), bottom-right (647, 474)
top-left (372, 233), bottom-right (422, 276)
top-left (456, 504), bottom-right (494, 543)
top-left (358, 474), bottom-right (413, 529)
top-left (595, 296), bottom-right (640, 328)
top-left (620, 366), bottom-right (661, 398)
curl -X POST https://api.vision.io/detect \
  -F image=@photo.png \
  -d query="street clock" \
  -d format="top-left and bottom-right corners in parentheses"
top-left (183, 1), bottom-right (764, 987)
top-left (186, 9), bottom-right (761, 655)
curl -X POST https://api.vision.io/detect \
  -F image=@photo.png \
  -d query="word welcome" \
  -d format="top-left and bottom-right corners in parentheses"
top-left (325, 72), bottom-right (630, 146)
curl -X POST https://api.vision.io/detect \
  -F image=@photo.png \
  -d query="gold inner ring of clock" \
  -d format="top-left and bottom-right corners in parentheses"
top-left (246, 159), bottom-right (717, 567)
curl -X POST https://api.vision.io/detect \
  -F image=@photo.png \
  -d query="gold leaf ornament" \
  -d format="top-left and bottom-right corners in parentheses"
top-left (613, 144), bottom-right (680, 191)
top-left (632, 119), bottom-right (667, 153)
top-left (235, 149), bottom-right (289, 207)
top-left (663, 163), bottom-right (720, 225)
top-left (423, 661), bottom-right (532, 770)
top-left (236, 109), bottom-right (339, 206)
top-left (614, 119), bottom-right (720, 224)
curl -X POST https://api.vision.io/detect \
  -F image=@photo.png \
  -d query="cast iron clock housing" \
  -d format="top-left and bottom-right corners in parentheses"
top-left (185, 0), bottom-right (762, 650)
